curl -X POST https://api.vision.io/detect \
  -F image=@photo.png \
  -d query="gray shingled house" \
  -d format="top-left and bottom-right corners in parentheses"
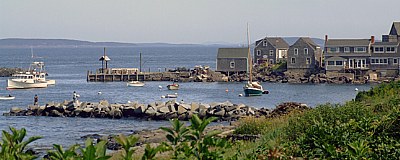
top-left (324, 37), bottom-right (373, 78)
top-left (370, 22), bottom-right (400, 77)
top-left (287, 37), bottom-right (322, 74)
top-left (216, 48), bottom-right (248, 74)
top-left (254, 37), bottom-right (289, 65)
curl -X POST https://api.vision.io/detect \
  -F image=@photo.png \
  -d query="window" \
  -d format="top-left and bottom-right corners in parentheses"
top-left (229, 61), bottom-right (235, 68)
top-left (335, 61), bottom-right (343, 66)
top-left (269, 50), bottom-right (273, 56)
top-left (327, 61), bottom-right (335, 65)
top-left (374, 47), bottom-right (384, 53)
top-left (291, 58), bottom-right (296, 64)
top-left (344, 47), bottom-right (350, 53)
top-left (386, 47), bottom-right (395, 53)
top-left (304, 48), bottom-right (308, 55)
top-left (294, 48), bottom-right (298, 55)
top-left (306, 58), bottom-right (311, 64)
top-left (371, 58), bottom-right (389, 64)
top-left (330, 47), bottom-right (339, 53)
top-left (355, 47), bottom-right (366, 53)
top-left (394, 58), bottom-right (398, 64)
top-left (256, 50), bottom-right (261, 56)
top-left (263, 40), bottom-right (267, 46)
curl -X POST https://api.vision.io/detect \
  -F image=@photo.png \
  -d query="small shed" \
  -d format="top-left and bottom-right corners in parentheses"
top-left (216, 48), bottom-right (248, 74)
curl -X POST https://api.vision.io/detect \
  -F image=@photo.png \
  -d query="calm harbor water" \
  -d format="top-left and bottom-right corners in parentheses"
top-left (0, 46), bottom-right (373, 150)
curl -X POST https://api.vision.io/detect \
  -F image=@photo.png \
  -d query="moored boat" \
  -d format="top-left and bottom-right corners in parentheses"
top-left (7, 73), bottom-right (48, 89)
top-left (127, 80), bottom-right (145, 87)
top-left (167, 83), bottom-right (179, 90)
top-left (0, 95), bottom-right (15, 100)
top-left (7, 61), bottom-right (55, 89)
top-left (243, 24), bottom-right (268, 96)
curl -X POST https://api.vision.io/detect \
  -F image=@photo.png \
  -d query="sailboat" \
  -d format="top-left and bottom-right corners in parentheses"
top-left (243, 24), bottom-right (267, 96)
top-left (127, 52), bottom-right (145, 87)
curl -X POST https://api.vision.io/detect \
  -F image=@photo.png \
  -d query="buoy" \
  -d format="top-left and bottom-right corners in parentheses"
top-left (355, 88), bottom-right (359, 91)
top-left (225, 89), bottom-right (229, 93)
top-left (158, 85), bottom-right (163, 89)
top-left (161, 95), bottom-right (165, 98)
top-left (97, 91), bottom-right (102, 95)
top-left (238, 94), bottom-right (243, 97)
top-left (127, 101), bottom-right (131, 103)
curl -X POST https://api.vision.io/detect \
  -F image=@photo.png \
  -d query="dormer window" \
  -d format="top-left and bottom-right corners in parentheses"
top-left (355, 47), bottom-right (366, 53)
top-left (263, 40), bottom-right (267, 46)
top-left (374, 47), bottom-right (384, 53)
top-left (386, 47), bottom-right (396, 53)
top-left (344, 47), bottom-right (350, 53)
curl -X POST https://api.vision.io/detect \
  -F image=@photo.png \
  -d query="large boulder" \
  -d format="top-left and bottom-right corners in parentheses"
top-left (191, 102), bottom-right (200, 111)
top-left (122, 106), bottom-right (136, 117)
top-left (10, 107), bottom-right (23, 114)
top-left (177, 105), bottom-right (187, 115)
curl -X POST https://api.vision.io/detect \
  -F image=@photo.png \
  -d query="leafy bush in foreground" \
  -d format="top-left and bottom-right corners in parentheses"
top-left (0, 127), bottom-right (41, 160)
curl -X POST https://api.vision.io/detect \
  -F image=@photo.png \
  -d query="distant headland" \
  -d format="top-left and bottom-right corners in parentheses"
top-left (0, 38), bottom-right (324, 48)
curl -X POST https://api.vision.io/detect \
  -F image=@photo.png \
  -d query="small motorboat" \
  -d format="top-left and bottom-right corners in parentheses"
top-left (127, 81), bottom-right (145, 87)
top-left (167, 83), bottom-right (179, 90)
top-left (0, 95), bottom-right (15, 100)
top-left (161, 93), bottom-right (178, 98)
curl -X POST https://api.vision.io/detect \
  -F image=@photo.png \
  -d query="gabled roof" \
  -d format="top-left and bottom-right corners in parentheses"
top-left (297, 37), bottom-right (319, 49)
top-left (99, 56), bottom-right (111, 61)
top-left (372, 41), bottom-right (399, 46)
top-left (389, 22), bottom-right (400, 35)
top-left (217, 48), bottom-right (248, 58)
top-left (325, 39), bottom-right (371, 46)
top-left (255, 37), bottom-right (289, 48)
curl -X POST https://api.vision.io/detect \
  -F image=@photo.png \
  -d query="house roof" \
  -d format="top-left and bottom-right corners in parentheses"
top-left (325, 39), bottom-right (371, 46)
top-left (217, 48), bottom-right (248, 58)
top-left (299, 37), bottom-right (319, 48)
top-left (372, 41), bottom-right (399, 46)
top-left (99, 56), bottom-right (111, 61)
top-left (255, 37), bottom-right (289, 48)
top-left (390, 22), bottom-right (400, 35)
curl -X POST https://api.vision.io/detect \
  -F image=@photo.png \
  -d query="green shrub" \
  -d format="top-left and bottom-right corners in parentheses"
top-left (0, 127), bottom-right (41, 160)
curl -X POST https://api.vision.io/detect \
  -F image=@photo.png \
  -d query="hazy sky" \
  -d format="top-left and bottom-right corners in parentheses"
top-left (1, 0), bottom-right (399, 44)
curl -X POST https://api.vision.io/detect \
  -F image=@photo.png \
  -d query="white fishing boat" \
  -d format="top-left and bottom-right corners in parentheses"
top-left (30, 62), bottom-right (56, 85)
top-left (7, 62), bottom-right (55, 89)
top-left (0, 95), bottom-right (15, 100)
top-left (127, 53), bottom-right (145, 87)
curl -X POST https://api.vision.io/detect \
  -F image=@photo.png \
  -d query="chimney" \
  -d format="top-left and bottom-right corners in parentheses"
top-left (325, 35), bottom-right (328, 42)
top-left (370, 36), bottom-right (375, 44)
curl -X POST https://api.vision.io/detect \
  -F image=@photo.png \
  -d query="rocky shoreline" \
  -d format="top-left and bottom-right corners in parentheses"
top-left (0, 67), bottom-right (23, 77)
top-left (3, 100), bottom-right (309, 121)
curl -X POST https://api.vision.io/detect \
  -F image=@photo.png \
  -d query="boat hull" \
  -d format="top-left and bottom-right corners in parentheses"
top-left (167, 84), bottom-right (179, 90)
top-left (244, 87), bottom-right (263, 96)
top-left (7, 79), bottom-right (48, 89)
top-left (127, 81), bottom-right (145, 87)
top-left (0, 96), bottom-right (15, 100)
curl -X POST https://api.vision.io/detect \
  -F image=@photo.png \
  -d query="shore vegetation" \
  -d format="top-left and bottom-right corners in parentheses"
top-left (2, 81), bottom-right (400, 159)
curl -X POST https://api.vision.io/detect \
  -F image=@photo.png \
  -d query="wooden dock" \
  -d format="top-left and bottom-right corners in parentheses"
top-left (86, 68), bottom-right (192, 82)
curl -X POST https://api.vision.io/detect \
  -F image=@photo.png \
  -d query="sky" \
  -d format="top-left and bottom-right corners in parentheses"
top-left (1, 0), bottom-right (399, 44)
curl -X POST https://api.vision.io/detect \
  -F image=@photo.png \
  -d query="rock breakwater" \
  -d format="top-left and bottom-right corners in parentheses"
top-left (4, 100), bottom-right (309, 121)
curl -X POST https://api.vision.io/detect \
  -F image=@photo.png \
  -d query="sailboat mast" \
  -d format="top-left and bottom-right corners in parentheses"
top-left (247, 23), bottom-right (252, 82)
top-left (139, 52), bottom-right (142, 73)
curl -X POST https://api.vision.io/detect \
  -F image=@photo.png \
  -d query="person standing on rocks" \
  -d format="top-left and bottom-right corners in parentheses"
top-left (34, 94), bottom-right (38, 106)
top-left (73, 91), bottom-right (78, 103)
